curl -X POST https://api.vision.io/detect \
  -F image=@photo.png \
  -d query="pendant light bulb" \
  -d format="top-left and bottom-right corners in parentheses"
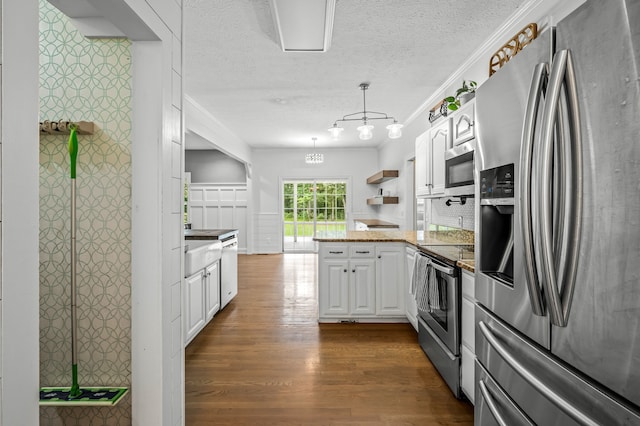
top-left (357, 124), bottom-right (374, 140)
top-left (386, 121), bottom-right (403, 139)
top-left (328, 124), bottom-right (344, 140)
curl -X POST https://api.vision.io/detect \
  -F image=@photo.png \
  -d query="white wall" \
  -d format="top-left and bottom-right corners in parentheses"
top-left (126, 3), bottom-right (185, 424)
top-left (1, 1), bottom-right (40, 424)
top-left (251, 147), bottom-right (378, 252)
top-left (185, 149), bottom-right (247, 183)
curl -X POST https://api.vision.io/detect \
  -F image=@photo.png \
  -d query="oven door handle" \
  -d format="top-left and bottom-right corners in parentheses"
top-left (428, 261), bottom-right (454, 276)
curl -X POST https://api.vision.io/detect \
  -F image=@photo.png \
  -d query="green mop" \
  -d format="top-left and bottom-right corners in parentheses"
top-left (40, 124), bottom-right (128, 406)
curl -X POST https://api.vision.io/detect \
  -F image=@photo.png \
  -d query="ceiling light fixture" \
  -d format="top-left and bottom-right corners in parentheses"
top-left (328, 83), bottom-right (403, 141)
top-left (305, 137), bottom-right (324, 164)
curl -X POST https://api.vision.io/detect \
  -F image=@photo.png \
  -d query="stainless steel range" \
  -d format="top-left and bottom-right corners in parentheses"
top-left (414, 251), bottom-right (462, 398)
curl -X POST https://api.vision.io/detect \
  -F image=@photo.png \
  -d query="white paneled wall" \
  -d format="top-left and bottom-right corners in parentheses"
top-left (189, 184), bottom-right (248, 252)
top-left (254, 213), bottom-right (281, 253)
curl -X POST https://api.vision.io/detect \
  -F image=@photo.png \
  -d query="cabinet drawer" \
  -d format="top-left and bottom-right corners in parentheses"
top-left (350, 245), bottom-right (375, 258)
top-left (320, 245), bottom-right (348, 258)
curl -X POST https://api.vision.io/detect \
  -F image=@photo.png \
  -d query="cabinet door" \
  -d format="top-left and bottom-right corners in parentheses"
top-left (349, 260), bottom-right (376, 315)
top-left (205, 261), bottom-right (220, 322)
top-left (430, 120), bottom-right (450, 196)
top-left (185, 271), bottom-right (205, 345)
top-left (452, 101), bottom-right (475, 145)
top-left (405, 246), bottom-right (418, 331)
top-left (461, 269), bottom-right (476, 403)
top-left (415, 130), bottom-right (430, 197)
top-left (376, 245), bottom-right (405, 316)
top-left (461, 345), bottom-right (475, 404)
top-left (319, 260), bottom-right (349, 316)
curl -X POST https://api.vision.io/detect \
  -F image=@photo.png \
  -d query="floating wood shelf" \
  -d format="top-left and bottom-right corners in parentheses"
top-left (39, 120), bottom-right (95, 135)
top-left (367, 196), bottom-right (399, 205)
top-left (366, 170), bottom-right (398, 184)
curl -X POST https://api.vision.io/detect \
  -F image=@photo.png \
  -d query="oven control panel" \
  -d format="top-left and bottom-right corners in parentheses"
top-left (480, 163), bottom-right (514, 199)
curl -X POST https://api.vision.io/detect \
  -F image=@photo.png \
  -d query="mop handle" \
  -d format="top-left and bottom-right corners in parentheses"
top-left (68, 125), bottom-right (80, 395)
top-left (69, 124), bottom-right (78, 178)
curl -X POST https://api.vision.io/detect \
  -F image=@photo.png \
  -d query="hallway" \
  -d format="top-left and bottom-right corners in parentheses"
top-left (185, 253), bottom-right (474, 425)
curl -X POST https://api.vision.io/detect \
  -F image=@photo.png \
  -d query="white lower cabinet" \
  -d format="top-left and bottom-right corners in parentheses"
top-left (185, 271), bottom-right (206, 345)
top-left (205, 261), bottom-right (220, 322)
top-left (460, 269), bottom-right (476, 404)
top-left (185, 259), bottom-right (221, 346)
top-left (318, 243), bottom-right (405, 322)
top-left (405, 246), bottom-right (418, 331)
top-left (349, 259), bottom-right (376, 315)
top-left (376, 244), bottom-right (405, 316)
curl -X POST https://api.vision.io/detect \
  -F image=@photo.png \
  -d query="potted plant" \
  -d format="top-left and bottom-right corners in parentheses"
top-left (445, 80), bottom-right (477, 111)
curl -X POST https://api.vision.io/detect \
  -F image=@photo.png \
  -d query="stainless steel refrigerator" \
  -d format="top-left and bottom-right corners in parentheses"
top-left (474, 0), bottom-right (640, 424)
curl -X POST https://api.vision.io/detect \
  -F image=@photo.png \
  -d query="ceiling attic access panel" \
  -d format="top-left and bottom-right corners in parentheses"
top-left (269, 0), bottom-right (336, 52)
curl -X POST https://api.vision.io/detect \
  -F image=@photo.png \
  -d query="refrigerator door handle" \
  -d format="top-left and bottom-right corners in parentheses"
top-left (478, 378), bottom-right (536, 426)
top-left (478, 321), bottom-right (600, 426)
top-left (559, 49), bottom-right (583, 324)
top-left (519, 61), bottom-right (548, 317)
top-left (539, 49), bottom-right (583, 327)
top-left (478, 380), bottom-right (510, 426)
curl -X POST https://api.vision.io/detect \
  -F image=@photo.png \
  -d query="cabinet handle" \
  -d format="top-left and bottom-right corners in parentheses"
top-left (352, 269), bottom-right (355, 273)
top-left (343, 269), bottom-right (347, 273)
top-left (378, 255), bottom-right (382, 259)
top-left (355, 251), bottom-right (370, 254)
top-left (329, 251), bottom-right (344, 254)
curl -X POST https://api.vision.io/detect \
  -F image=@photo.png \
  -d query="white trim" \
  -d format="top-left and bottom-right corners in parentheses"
top-left (184, 95), bottom-right (252, 165)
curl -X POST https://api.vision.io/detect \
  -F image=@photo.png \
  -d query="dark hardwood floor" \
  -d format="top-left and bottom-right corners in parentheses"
top-left (185, 253), bottom-right (474, 425)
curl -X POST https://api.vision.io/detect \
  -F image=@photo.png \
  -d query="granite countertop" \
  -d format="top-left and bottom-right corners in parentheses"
top-left (184, 229), bottom-right (238, 240)
top-left (314, 229), bottom-right (475, 272)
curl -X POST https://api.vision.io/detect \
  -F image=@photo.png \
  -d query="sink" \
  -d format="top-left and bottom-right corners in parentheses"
top-left (185, 241), bottom-right (222, 277)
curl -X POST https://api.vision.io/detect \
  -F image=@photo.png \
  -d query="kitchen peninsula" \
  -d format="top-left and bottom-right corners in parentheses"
top-left (313, 229), bottom-right (474, 323)
top-left (314, 229), bottom-right (475, 272)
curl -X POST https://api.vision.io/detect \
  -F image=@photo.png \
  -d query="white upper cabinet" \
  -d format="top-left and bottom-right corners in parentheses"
top-left (451, 100), bottom-right (475, 146)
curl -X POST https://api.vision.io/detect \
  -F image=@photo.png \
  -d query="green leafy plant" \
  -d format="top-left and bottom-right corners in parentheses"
top-left (445, 80), bottom-right (477, 111)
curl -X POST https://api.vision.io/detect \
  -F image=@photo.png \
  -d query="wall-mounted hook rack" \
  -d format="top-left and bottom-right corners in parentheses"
top-left (39, 120), bottom-right (94, 135)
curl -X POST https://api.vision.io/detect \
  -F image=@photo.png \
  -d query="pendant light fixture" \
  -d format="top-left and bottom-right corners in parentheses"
top-left (305, 137), bottom-right (324, 164)
top-left (328, 83), bottom-right (403, 141)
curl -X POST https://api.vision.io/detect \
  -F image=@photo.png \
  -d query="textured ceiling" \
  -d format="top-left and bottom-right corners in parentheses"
top-left (184, 0), bottom-right (526, 149)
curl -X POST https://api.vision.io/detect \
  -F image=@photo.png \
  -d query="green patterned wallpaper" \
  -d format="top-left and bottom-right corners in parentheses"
top-left (39, 0), bottom-right (132, 423)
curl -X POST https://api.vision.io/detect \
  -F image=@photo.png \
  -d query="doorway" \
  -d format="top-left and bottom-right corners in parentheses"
top-left (283, 180), bottom-right (347, 252)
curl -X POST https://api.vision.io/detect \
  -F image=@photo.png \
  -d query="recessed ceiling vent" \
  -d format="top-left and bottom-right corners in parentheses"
top-left (269, 0), bottom-right (336, 52)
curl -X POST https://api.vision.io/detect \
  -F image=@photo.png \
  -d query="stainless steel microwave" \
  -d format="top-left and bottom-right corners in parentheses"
top-left (444, 140), bottom-right (475, 196)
